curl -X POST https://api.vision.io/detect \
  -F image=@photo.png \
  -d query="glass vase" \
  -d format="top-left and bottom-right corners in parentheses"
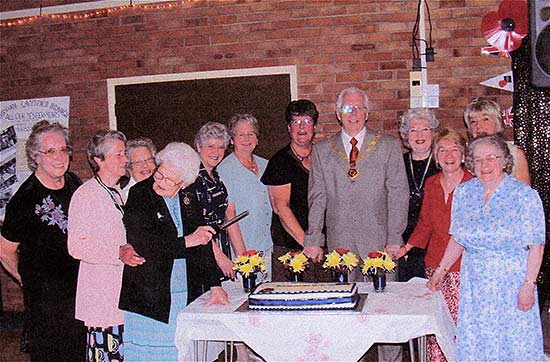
top-left (334, 270), bottom-right (348, 283)
top-left (290, 272), bottom-right (303, 282)
top-left (372, 271), bottom-right (386, 292)
top-left (242, 273), bottom-right (257, 293)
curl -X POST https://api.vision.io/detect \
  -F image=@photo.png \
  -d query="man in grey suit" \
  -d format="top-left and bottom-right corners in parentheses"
top-left (304, 86), bottom-right (409, 362)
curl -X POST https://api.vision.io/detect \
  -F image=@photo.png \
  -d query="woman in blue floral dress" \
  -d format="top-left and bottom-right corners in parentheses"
top-left (428, 135), bottom-right (545, 361)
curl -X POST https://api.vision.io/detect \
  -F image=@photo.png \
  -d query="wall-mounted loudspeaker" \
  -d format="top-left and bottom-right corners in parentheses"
top-left (529, 0), bottom-right (550, 87)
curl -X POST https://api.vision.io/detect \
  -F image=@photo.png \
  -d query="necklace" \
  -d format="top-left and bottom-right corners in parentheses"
top-left (290, 144), bottom-right (312, 162)
top-left (237, 155), bottom-right (258, 174)
top-left (409, 152), bottom-right (432, 198)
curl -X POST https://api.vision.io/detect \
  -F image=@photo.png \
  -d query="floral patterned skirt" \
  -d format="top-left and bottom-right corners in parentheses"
top-left (87, 325), bottom-right (124, 362)
top-left (425, 266), bottom-right (460, 362)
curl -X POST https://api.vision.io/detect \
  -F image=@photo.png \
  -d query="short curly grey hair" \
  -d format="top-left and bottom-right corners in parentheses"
top-left (463, 98), bottom-right (504, 136)
top-left (26, 120), bottom-right (72, 172)
top-left (87, 130), bottom-right (127, 174)
top-left (398, 108), bottom-right (439, 148)
top-left (194, 121), bottom-right (231, 149)
top-left (156, 142), bottom-right (200, 186)
top-left (228, 114), bottom-right (260, 139)
top-left (465, 135), bottom-right (513, 176)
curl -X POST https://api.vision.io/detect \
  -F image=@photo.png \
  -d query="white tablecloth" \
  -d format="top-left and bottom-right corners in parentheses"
top-left (175, 278), bottom-right (456, 362)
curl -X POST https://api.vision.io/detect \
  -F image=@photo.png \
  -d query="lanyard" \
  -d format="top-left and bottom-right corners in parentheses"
top-left (95, 175), bottom-right (125, 216)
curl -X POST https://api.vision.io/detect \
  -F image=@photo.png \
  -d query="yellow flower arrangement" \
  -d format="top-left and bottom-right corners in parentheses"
top-left (322, 248), bottom-right (359, 272)
top-left (278, 251), bottom-right (309, 273)
top-left (362, 251), bottom-right (396, 276)
top-left (232, 250), bottom-right (267, 277)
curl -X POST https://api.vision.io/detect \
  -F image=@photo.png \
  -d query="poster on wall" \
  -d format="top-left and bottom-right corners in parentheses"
top-left (0, 96), bottom-right (70, 219)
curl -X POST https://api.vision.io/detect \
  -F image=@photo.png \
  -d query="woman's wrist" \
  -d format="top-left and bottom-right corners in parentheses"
top-left (524, 278), bottom-right (537, 286)
top-left (436, 264), bottom-right (449, 273)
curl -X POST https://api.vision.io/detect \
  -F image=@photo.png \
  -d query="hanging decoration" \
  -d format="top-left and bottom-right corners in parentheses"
top-left (501, 106), bottom-right (514, 127)
top-left (480, 71), bottom-right (514, 93)
top-left (0, 1), bottom-right (190, 27)
top-left (480, 0), bottom-right (528, 54)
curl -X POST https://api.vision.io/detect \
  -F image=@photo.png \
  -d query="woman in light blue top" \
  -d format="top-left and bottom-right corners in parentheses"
top-left (217, 114), bottom-right (273, 281)
top-left (428, 135), bottom-right (545, 361)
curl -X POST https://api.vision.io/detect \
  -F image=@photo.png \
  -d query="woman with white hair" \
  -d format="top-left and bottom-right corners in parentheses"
top-left (119, 142), bottom-right (228, 361)
top-left (428, 135), bottom-right (544, 360)
top-left (397, 108), bottom-right (439, 281)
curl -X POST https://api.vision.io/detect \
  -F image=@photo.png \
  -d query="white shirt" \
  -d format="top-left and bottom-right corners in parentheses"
top-left (341, 127), bottom-right (367, 160)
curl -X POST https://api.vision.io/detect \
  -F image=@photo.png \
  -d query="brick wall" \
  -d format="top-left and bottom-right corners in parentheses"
top-left (0, 267), bottom-right (24, 312)
top-left (0, 0), bottom-right (513, 178)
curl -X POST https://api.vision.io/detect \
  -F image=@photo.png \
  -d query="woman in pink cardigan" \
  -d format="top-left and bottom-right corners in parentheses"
top-left (68, 130), bottom-right (143, 362)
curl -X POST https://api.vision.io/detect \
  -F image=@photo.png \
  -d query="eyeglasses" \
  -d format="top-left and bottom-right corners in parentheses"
top-left (290, 119), bottom-right (314, 126)
top-left (153, 169), bottom-right (182, 188)
top-left (409, 127), bottom-right (431, 134)
top-left (474, 154), bottom-right (502, 164)
top-left (37, 147), bottom-right (71, 158)
top-left (340, 105), bottom-right (367, 114)
top-left (130, 157), bottom-right (155, 167)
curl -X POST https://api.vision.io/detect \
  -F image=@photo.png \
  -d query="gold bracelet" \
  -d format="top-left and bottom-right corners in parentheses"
top-left (437, 264), bottom-right (448, 273)
top-left (524, 278), bottom-right (537, 285)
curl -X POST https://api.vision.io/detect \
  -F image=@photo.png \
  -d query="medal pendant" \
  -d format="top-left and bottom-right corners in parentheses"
top-left (411, 190), bottom-right (423, 199)
top-left (348, 168), bottom-right (359, 180)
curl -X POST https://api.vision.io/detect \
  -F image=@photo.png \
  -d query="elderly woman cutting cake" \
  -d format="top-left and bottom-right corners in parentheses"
top-left (119, 142), bottom-right (228, 361)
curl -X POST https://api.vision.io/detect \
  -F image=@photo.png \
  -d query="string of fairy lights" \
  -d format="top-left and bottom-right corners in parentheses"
top-left (0, 1), bottom-right (190, 28)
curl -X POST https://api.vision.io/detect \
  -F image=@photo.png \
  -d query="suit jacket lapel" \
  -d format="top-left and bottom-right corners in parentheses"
top-left (329, 131), bottom-right (350, 168)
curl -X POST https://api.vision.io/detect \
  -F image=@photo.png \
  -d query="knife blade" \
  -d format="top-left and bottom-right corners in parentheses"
top-left (216, 210), bottom-right (249, 231)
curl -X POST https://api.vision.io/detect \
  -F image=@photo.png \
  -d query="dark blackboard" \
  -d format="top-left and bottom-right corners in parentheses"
top-left (114, 74), bottom-right (292, 159)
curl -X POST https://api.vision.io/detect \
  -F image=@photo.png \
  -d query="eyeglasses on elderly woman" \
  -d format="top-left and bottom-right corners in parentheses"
top-left (474, 154), bottom-right (502, 165)
top-left (153, 169), bottom-right (183, 188)
top-left (130, 157), bottom-right (155, 167)
top-left (38, 147), bottom-right (72, 158)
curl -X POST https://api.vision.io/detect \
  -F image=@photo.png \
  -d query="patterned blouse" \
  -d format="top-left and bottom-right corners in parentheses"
top-left (193, 163), bottom-right (230, 258)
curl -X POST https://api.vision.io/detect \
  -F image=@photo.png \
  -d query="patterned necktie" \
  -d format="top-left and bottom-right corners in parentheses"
top-left (348, 137), bottom-right (360, 179)
top-left (349, 137), bottom-right (359, 168)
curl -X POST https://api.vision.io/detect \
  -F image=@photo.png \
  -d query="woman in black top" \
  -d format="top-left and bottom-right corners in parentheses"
top-left (0, 120), bottom-right (86, 362)
top-left (261, 100), bottom-right (330, 282)
top-left (397, 108), bottom-right (439, 281)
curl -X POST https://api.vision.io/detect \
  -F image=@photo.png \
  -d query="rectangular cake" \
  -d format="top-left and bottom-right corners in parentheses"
top-left (248, 282), bottom-right (359, 310)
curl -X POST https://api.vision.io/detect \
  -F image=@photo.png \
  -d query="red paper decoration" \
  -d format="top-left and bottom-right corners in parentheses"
top-left (481, 0), bottom-right (528, 52)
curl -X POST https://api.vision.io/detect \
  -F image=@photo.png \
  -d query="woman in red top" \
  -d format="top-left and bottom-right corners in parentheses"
top-left (390, 127), bottom-right (472, 362)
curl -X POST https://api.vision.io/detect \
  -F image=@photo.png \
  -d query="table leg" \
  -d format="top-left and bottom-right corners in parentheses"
top-left (419, 336), bottom-right (427, 362)
top-left (203, 340), bottom-right (209, 362)
top-left (408, 339), bottom-right (415, 362)
top-left (194, 340), bottom-right (199, 361)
